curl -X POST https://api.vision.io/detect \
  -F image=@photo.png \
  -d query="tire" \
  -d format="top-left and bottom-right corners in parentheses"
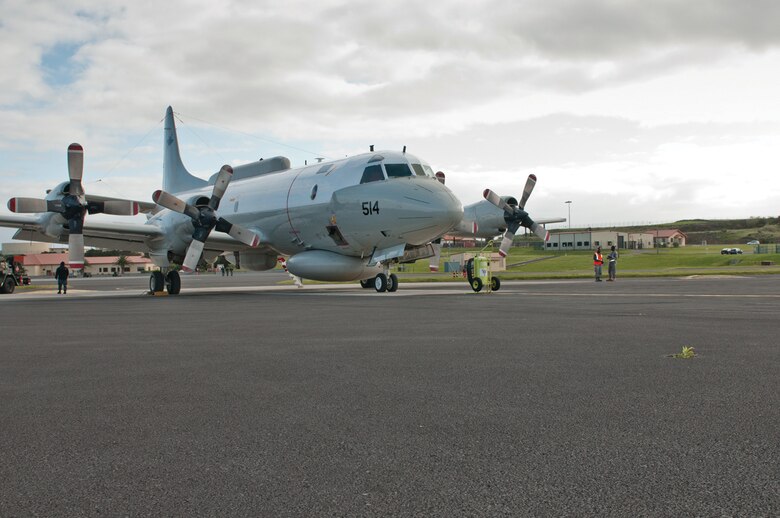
top-left (490, 276), bottom-right (501, 291)
top-left (166, 270), bottom-right (181, 295)
top-left (150, 271), bottom-right (165, 292)
top-left (1, 277), bottom-right (14, 294)
top-left (359, 278), bottom-right (373, 289)
top-left (374, 273), bottom-right (388, 293)
top-left (465, 258), bottom-right (475, 285)
top-left (471, 277), bottom-right (483, 292)
top-left (387, 273), bottom-right (398, 292)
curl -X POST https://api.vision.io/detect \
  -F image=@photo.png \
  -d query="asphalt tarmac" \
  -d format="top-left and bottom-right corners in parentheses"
top-left (1, 274), bottom-right (778, 516)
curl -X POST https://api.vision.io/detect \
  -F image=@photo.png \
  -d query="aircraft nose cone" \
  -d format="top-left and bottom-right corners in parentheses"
top-left (433, 182), bottom-right (463, 230)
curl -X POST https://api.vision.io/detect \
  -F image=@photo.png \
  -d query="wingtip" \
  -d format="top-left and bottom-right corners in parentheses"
top-left (498, 249), bottom-right (507, 258)
top-left (8, 198), bottom-right (15, 212)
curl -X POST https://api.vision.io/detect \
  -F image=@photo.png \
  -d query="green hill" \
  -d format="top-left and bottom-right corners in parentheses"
top-left (600, 217), bottom-right (780, 244)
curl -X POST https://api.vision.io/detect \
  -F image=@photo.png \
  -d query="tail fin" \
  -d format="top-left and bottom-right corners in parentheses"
top-left (163, 106), bottom-right (208, 194)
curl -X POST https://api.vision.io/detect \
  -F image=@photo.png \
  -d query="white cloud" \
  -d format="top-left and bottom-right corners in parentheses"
top-left (1, 0), bottom-right (780, 244)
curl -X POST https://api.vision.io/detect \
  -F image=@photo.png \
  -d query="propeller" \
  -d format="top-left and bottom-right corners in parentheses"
top-left (7, 143), bottom-right (139, 270)
top-left (152, 165), bottom-right (260, 272)
top-left (483, 173), bottom-right (549, 257)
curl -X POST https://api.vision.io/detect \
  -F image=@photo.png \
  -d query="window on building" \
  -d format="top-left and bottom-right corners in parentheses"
top-left (584, 241), bottom-right (590, 246)
top-left (577, 241), bottom-right (582, 247)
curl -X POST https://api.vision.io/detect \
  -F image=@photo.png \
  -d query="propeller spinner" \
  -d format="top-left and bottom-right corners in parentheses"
top-left (483, 174), bottom-right (550, 257)
top-left (152, 165), bottom-right (260, 272)
top-left (7, 143), bottom-right (139, 269)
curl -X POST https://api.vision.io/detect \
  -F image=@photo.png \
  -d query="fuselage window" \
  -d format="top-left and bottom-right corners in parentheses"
top-left (360, 164), bottom-right (385, 184)
top-left (411, 164), bottom-right (426, 176)
top-left (385, 163), bottom-right (413, 178)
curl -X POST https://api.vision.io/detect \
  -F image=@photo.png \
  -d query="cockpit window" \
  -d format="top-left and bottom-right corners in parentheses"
top-left (411, 164), bottom-right (427, 176)
top-left (422, 165), bottom-right (435, 177)
top-left (360, 164), bottom-right (385, 184)
top-left (385, 163), bottom-right (413, 178)
top-left (316, 164), bottom-right (335, 175)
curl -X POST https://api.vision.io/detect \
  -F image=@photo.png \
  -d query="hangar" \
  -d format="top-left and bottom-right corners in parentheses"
top-left (547, 231), bottom-right (656, 250)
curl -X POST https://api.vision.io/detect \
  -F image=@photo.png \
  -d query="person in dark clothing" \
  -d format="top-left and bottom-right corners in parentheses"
top-left (55, 261), bottom-right (69, 294)
top-left (607, 245), bottom-right (618, 281)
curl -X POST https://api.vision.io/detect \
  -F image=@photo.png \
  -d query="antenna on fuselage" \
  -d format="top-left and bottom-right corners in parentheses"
top-left (403, 145), bottom-right (406, 154)
top-left (316, 157), bottom-right (324, 163)
top-left (370, 145), bottom-right (374, 152)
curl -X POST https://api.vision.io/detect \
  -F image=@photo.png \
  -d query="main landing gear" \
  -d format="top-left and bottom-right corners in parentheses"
top-left (149, 269), bottom-right (181, 295)
top-left (360, 272), bottom-right (399, 293)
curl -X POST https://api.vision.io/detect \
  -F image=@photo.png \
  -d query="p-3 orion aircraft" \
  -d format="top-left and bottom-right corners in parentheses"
top-left (1, 107), bottom-right (464, 293)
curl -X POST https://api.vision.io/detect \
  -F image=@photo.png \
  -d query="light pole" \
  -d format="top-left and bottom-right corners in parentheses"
top-left (565, 201), bottom-right (572, 229)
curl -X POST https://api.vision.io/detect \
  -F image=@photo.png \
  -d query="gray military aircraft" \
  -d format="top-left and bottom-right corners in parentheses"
top-left (2, 108), bottom-right (559, 289)
top-left (1, 107), bottom-right (463, 293)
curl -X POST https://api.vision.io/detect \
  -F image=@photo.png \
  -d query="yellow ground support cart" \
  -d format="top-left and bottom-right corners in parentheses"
top-left (464, 242), bottom-right (501, 293)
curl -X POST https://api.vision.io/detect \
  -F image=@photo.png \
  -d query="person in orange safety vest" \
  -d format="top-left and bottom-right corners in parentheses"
top-left (593, 246), bottom-right (603, 282)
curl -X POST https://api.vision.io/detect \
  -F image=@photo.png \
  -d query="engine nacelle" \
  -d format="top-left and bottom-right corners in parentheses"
top-left (241, 250), bottom-right (278, 271)
top-left (286, 250), bottom-right (381, 281)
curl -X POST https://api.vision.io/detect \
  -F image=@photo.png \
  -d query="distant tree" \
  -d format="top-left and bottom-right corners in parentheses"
top-left (114, 255), bottom-right (129, 275)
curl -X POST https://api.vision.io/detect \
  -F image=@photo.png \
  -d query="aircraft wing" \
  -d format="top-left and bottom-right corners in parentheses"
top-left (4, 213), bottom-right (261, 255)
top-left (536, 217), bottom-right (567, 225)
top-left (0, 213), bottom-right (44, 231)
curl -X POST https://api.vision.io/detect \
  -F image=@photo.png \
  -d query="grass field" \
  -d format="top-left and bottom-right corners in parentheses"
top-left (397, 244), bottom-right (780, 281)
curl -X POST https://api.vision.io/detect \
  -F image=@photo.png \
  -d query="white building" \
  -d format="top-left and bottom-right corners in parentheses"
top-left (547, 231), bottom-right (656, 250)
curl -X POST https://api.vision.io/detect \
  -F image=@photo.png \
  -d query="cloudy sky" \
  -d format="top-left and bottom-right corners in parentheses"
top-left (1, 0), bottom-right (779, 244)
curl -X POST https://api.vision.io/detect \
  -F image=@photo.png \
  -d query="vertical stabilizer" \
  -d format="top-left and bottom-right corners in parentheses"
top-left (163, 106), bottom-right (208, 194)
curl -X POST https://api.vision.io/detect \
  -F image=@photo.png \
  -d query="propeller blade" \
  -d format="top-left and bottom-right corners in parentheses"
top-left (483, 189), bottom-right (513, 212)
top-left (67, 143), bottom-right (84, 196)
top-left (208, 165), bottom-right (233, 210)
top-left (529, 222), bottom-right (550, 241)
top-left (87, 200), bottom-right (140, 216)
top-left (153, 190), bottom-right (200, 220)
top-left (181, 239), bottom-right (205, 272)
top-left (68, 233), bottom-right (85, 269)
top-left (215, 218), bottom-right (260, 247)
top-left (8, 197), bottom-right (48, 213)
top-left (518, 174), bottom-right (537, 210)
top-left (497, 221), bottom-right (521, 257)
top-left (498, 232), bottom-right (515, 258)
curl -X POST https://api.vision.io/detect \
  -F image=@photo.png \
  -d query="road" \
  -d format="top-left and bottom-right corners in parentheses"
top-left (1, 275), bottom-right (778, 516)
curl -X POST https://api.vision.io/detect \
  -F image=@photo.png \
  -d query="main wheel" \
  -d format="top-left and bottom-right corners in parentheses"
top-left (471, 277), bottom-right (483, 292)
top-left (166, 270), bottom-right (181, 295)
top-left (359, 278), bottom-right (373, 289)
top-left (387, 273), bottom-right (399, 292)
top-left (490, 276), bottom-right (501, 291)
top-left (374, 273), bottom-right (388, 293)
top-left (150, 271), bottom-right (165, 292)
top-left (1, 277), bottom-right (14, 294)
